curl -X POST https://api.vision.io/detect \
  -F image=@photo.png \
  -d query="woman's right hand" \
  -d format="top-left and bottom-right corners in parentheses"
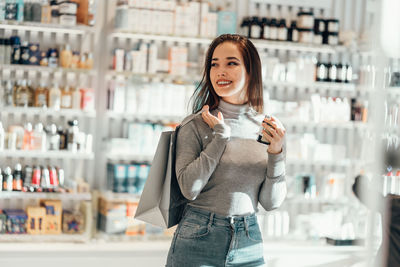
top-left (201, 105), bottom-right (224, 129)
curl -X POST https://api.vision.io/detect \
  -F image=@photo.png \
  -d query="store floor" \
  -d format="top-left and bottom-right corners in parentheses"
top-left (0, 240), bottom-right (368, 267)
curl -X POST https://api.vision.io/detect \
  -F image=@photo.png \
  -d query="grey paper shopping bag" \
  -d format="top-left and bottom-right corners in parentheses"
top-left (135, 114), bottom-right (197, 228)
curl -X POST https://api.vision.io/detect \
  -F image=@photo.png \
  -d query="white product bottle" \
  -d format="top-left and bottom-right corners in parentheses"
top-left (0, 122), bottom-right (4, 150)
top-left (48, 82), bottom-right (61, 110)
top-left (72, 87), bottom-right (81, 109)
top-left (147, 42), bottom-right (158, 74)
top-left (32, 123), bottom-right (46, 151)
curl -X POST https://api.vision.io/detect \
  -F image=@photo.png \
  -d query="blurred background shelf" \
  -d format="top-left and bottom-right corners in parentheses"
top-left (0, 192), bottom-right (92, 201)
top-left (0, 107), bottom-right (96, 118)
top-left (0, 21), bottom-right (96, 34)
top-left (0, 150), bottom-right (95, 160)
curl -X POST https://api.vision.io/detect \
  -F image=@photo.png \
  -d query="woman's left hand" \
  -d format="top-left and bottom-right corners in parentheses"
top-left (262, 116), bottom-right (286, 154)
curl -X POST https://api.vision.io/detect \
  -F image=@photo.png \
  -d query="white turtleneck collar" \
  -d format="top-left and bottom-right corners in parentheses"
top-left (216, 99), bottom-right (253, 120)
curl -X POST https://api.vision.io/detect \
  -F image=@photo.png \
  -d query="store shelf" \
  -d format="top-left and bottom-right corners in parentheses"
top-left (0, 192), bottom-right (91, 201)
top-left (0, 150), bottom-right (95, 160)
top-left (110, 32), bottom-right (345, 54)
top-left (0, 234), bottom-right (90, 243)
top-left (0, 64), bottom-right (96, 76)
top-left (1, 107), bottom-right (96, 118)
top-left (286, 159), bottom-right (352, 168)
top-left (110, 32), bottom-right (212, 45)
top-left (0, 21), bottom-right (95, 35)
top-left (105, 111), bottom-right (183, 124)
top-left (251, 39), bottom-right (345, 54)
top-left (264, 80), bottom-right (357, 92)
top-left (106, 153), bottom-right (153, 163)
top-left (107, 70), bottom-right (201, 84)
top-left (282, 120), bottom-right (369, 130)
top-left (283, 196), bottom-right (351, 205)
top-left (101, 191), bottom-right (141, 202)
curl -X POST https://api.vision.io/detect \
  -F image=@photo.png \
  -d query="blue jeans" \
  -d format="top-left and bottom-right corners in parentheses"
top-left (166, 206), bottom-right (266, 267)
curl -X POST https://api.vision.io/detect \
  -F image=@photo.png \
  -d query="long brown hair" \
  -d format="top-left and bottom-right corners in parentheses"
top-left (191, 34), bottom-right (263, 114)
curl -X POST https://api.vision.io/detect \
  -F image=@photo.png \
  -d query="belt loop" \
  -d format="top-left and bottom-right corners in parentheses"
top-left (244, 216), bottom-right (249, 232)
top-left (208, 213), bottom-right (214, 228)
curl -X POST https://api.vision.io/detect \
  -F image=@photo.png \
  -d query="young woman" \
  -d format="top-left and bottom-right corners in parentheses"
top-left (166, 34), bottom-right (287, 267)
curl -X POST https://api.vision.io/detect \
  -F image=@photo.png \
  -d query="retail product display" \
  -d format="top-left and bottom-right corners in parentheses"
top-left (240, 5), bottom-right (340, 45)
top-left (0, 0), bottom-right (96, 26)
top-left (107, 163), bottom-right (150, 194)
top-left (0, 163), bottom-right (89, 193)
top-left (108, 122), bottom-right (174, 157)
top-left (0, 35), bottom-right (93, 68)
top-left (107, 80), bottom-right (192, 118)
top-left (114, 0), bottom-right (219, 38)
top-left (0, 120), bottom-right (93, 153)
top-left (0, 80), bottom-right (93, 111)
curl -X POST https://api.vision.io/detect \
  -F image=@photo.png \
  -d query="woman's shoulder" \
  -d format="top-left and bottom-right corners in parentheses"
top-left (180, 113), bottom-right (208, 131)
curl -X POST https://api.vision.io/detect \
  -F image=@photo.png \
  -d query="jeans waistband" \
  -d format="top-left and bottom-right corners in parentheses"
top-left (184, 205), bottom-right (258, 227)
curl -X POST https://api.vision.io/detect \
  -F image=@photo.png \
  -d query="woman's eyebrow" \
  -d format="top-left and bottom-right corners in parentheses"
top-left (211, 57), bottom-right (240, 61)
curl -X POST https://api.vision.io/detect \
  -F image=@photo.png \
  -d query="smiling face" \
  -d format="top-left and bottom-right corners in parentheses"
top-left (210, 42), bottom-right (249, 105)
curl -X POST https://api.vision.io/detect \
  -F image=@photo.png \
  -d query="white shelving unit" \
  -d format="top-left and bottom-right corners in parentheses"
top-left (0, 107), bottom-right (96, 118)
top-left (107, 70), bottom-right (201, 84)
top-left (110, 32), bottom-right (347, 54)
top-left (0, 192), bottom-right (92, 201)
top-left (0, 150), bottom-right (94, 160)
top-left (0, 21), bottom-right (96, 35)
top-left (105, 111), bottom-right (182, 124)
top-left (0, 64), bottom-right (96, 76)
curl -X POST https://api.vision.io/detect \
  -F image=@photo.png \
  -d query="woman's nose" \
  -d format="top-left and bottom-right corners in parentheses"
top-left (217, 72), bottom-right (226, 77)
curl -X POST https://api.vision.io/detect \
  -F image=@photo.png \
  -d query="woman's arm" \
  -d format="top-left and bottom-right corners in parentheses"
top-left (258, 145), bottom-right (287, 211)
top-left (176, 120), bottom-right (230, 200)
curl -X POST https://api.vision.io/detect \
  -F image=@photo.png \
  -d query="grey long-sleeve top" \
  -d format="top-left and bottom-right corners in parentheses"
top-left (176, 99), bottom-right (286, 216)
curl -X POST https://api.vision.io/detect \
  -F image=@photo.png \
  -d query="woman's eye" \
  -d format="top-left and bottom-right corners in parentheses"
top-left (228, 62), bottom-right (238, 66)
top-left (211, 63), bottom-right (217, 67)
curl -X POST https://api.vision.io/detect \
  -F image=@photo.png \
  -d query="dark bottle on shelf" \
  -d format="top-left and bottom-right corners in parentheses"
top-left (336, 63), bottom-right (345, 83)
top-left (316, 61), bottom-right (328, 82)
top-left (277, 19), bottom-right (288, 41)
top-left (240, 17), bottom-right (250, 37)
top-left (327, 63), bottom-right (338, 83)
top-left (261, 17), bottom-right (270, 40)
top-left (10, 36), bottom-right (21, 65)
top-left (250, 16), bottom-right (262, 39)
top-left (287, 21), bottom-right (298, 42)
top-left (269, 18), bottom-right (278, 40)
top-left (58, 126), bottom-right (67, 150)
top-left (345, 64), bottom-right (353, 83)
top-left (240, 17), bottom-right (251, 38)
top-left (13, 163), bottom-right (22, 191)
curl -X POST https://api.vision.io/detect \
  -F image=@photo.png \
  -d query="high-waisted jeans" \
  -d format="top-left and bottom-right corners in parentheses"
top-left (166, 206), bottom-right (266, 267)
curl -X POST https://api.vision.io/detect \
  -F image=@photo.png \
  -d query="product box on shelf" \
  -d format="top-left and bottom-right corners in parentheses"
top-left (107, 163), bottom-right (127, 193)
top-left (98, 197), bottom-right (128, 234)
top-left (3, 209), bottom-right (28, 234)
top-left (217, 11), bottom-right (237, 35)
top-left (125, 201), bottom-right (145, 236)
top-left (40, 199), bottom-right (62, 235)
top-left (63, 210), bottom-right (85, 234)
top-left (26, 206), bottom-right (46, 235)
top-left (0, 210), bottom-right (6, 234)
